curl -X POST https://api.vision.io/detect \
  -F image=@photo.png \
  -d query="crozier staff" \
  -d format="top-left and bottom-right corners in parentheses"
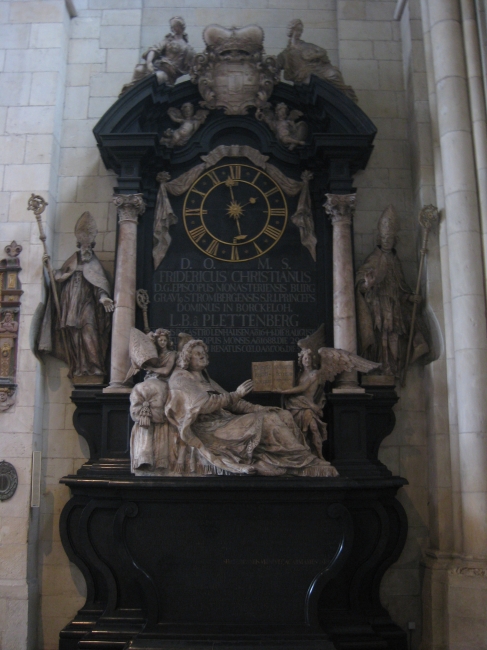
top-left (36, 212), bottom-right (114, 380)
top-left (355, 205), bottom-right (430, 377)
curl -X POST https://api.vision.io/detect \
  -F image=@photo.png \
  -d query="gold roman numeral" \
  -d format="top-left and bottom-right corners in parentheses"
top-left (252, 171), bottom-right (261, 184)
top-left (231, 246), bottom-right (239, 261)
top-left (189, 225), bottom-right (206, 242)
top-left (206, 239), bottom-right (219, 256)
top-left (254, 242), bottom-right (263, 255)
top-left (191, 188), bottom-right (206, 197)
top-left (263, 225), bottom-right (282, 240)
top-left (185, 208), bottom-right (207, 216)
top-left (229, 165), bottom-right (241, 180)
top-left (269, 208), bottom-right (286, 217)
top-left (208, 170), bottom-right (220, 185)
top-left (264, 187), bottom-right (279, 198)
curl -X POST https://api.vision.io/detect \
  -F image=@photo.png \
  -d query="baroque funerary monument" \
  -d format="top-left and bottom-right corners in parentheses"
top-left (1, 0), bottom-right (487, 649)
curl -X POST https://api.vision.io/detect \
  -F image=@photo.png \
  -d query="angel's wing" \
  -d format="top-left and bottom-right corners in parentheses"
top-left (288, 109), bottom-right (304, 121)
top-left (129, 327), bottom-right (159, 369)
top-left (318, 347), bottom-right (380, 383)
top-left (194, 109), bottom-right (209, 123)
top-left (167, 107), bottom-right (184, 123)
top-left (298, 324), bottom-right (325, 358)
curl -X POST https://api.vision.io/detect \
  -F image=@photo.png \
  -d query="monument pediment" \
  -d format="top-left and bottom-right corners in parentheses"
top-left (94, 76), bottom-right (376, 176)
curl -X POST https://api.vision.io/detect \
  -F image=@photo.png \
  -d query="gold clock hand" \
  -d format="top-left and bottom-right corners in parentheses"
top-left (239, 197), bottom-right (257, 209)
top-left (225, 177), bottom-right (237, 202)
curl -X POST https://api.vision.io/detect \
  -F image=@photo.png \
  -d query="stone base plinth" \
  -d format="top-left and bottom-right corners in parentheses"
top-left (73, 375), bottom-right (105, 385)
top-left (59, 474), bottom-right (408, 650)
top-left (361, 374), bottom-right (395, 387)
top-left (422, 552), bottom-right (487, 650)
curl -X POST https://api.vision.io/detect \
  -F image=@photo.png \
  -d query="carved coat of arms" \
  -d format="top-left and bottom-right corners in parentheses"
top-left (191, 24), bottom-right (280, 115)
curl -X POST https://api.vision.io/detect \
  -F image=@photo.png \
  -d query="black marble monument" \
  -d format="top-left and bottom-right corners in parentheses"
top-left (58, 71), bottom-right (408, 650)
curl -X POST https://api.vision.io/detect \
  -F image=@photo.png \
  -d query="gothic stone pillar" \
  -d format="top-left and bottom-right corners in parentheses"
top-left (104, 194), bottom-right (145, 393)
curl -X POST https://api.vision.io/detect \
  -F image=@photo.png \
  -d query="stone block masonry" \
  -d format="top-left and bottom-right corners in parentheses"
top-left (0, 1), bottom-right (445, 649)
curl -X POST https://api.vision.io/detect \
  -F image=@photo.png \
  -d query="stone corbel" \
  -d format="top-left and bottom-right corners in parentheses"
top-left (0, 241), bottom-right (23, 412)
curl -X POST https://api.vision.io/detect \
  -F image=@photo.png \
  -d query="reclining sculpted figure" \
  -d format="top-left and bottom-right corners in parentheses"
top-left (129, 333), bottom-right (339, 477)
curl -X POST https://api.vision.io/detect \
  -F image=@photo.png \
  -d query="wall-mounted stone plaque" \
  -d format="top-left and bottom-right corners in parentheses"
top-left (0, 460), bottom-right (18, 501)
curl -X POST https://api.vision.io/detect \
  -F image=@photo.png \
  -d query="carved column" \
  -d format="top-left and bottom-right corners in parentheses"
top-left (105, 194), bottom-right (145, 393)
top-left (324, 193), bottom-right (363, 392)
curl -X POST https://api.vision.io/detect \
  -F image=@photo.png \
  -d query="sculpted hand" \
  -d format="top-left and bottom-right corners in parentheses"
top-left (363, 269), bottom-right (375, 289)
top-left (100, 296), bottom-right (115, 312)
top-left (42, 253), bottom-right (50, 266)
top-left (236, 379), bottom-right (253, 398)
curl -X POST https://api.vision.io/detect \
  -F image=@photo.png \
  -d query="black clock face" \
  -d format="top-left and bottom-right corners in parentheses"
top-left (182, 163), bottom-right (288, 262)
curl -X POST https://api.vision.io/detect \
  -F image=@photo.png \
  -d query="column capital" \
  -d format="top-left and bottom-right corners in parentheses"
top-left (113, 193), bottom-right (146, 224)
top-left (324, 193), bottom-right (356, 226)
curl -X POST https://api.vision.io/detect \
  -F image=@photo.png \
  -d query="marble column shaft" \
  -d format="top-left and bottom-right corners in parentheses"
top-left (105, 194), bottom-right (145, 392)
top-left (430, 0), bottom-right (487, 558)
top-left (324, 193), bottom-right (361, 390)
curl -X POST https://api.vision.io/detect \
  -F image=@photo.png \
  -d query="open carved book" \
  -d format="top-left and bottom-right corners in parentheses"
top-left (252, 360), bottom-right (295, 392)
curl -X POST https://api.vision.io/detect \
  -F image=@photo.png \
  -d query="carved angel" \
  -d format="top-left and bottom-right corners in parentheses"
top-left (159, 103), bottom-right (209, 148)
top-left (275, 326), bottom-right (379, 459)
top-left (128, 328), bottom-right (180, 473)
top-left (0, 389), bottom-right (15, 413)
top-left (256, 103), bottom-right (308, 150)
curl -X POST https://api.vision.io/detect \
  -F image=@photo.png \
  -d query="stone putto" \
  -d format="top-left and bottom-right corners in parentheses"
top-left (159, 102), bottom-right (209, 148)
top-left (255, 102), bottom-right (308, 150)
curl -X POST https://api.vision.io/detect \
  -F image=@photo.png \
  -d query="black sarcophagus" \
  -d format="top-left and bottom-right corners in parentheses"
top-left (58, 30), bottom-right (408, 649)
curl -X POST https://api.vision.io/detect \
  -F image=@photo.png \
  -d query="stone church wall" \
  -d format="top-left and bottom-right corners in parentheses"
top-left (0, 1), bottom-right (438, 649)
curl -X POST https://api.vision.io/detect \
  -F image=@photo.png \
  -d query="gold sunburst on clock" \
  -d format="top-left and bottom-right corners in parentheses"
top-left (182, 163), bottom-right (288, 262)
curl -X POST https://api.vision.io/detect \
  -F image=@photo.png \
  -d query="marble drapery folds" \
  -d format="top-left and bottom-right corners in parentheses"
top-left (355, 205), bottom-right (430, 377)
top-left (165, 367), bottom-right (338, 477)
top-left (36, 213), bottom-right (113, 380)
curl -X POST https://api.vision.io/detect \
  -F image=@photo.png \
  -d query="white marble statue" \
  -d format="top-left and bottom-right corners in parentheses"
top-left (36, 212), bottom-right (113, 382)
top-left (128, 328), bottom-right (178, 473)
top-left (275, 327), bottom-right (380, 458)
top-left (165, 339), bottom-right (337, 476)
top-left (121, 16), bottom-right (194, 95)
top-left (277, 19), bottom-right (357, 103)
top-left (128, 332), bottom-right (339, 477)
top-left (355, 205), bottom-right (431, 377)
